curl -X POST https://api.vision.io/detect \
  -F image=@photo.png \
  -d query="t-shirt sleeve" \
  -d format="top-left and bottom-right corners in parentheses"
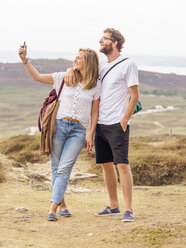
top-left (93, 80), bottom-right (101, 100)
top-left (124, 61), bottom-right (139, 88)
top-left (99, 54), bottom-right (107, 71)
top-left (52, 72), bottom-right (65, 94)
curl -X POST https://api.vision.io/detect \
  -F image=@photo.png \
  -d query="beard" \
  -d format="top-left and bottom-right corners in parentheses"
top-left (99, 43), bottom-right (113, 55)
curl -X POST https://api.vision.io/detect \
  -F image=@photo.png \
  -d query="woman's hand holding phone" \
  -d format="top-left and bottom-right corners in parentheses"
top-left (18, 41), bottom-right (27, 61)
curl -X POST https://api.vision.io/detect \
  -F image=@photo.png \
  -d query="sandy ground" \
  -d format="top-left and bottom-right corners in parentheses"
top-left (0, 179), bottom-right (185, 248)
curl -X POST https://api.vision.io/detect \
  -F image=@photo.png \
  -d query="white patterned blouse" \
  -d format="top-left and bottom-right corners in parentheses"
top-left (52, 72), bottom-right (101, 128)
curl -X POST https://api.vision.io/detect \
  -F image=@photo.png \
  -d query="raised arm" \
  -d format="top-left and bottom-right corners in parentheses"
top-left (18, 45), bottom-right (54, 85)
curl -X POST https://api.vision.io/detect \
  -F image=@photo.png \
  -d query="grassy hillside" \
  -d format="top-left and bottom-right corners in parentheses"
top-left (1, 89), bottom-right (186, 139)
top-left (0, 59), bottom-right (186, 139)
top-left (139, 70), bottom-right (186, 90)
top-left (0, 59), bottom-right (72, 138)
top-left (130, 93), bottom-right (186, 137)
top-left (1, 59), bottom-right (186, 89)
top-left (0, 58), bottom-right (73, 84)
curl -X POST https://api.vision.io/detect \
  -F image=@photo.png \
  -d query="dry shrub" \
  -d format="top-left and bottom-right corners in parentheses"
top-left (130, 138), bottom-right (186, 186)
top-left (0, 135), bottom-right (185, 186)
top-left (0, 135), bottom-right (48, 164)
top-left (162, 137), bottom-right (186, 151)
top-left (5, 143), bottom-right (24, 153)
top-left (0, 162), bottom-right (5, 183)
top-left (131, 153), bottom-right (185, 186)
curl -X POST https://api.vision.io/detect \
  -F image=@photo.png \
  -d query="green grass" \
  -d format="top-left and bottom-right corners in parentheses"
top-left (107, 227), bottom-right (177, 248)
top-left (140, 83), bottom-right (186, 99)
top-left (1, 80), bottom-right (186, 139)
top-left (0, 82), bottom-right (51, 138)
top-left (130, 93), bottom-right (186, 137)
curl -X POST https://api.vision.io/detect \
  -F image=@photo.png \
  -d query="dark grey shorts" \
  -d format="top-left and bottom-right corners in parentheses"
top-left (95, 123), bottom-right (130, 165)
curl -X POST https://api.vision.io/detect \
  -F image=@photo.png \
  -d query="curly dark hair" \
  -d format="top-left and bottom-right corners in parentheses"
top-left (104, 28), bottom-right (125, 52)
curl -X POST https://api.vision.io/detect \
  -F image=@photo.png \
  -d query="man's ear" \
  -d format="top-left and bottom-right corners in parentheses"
top-left (112, 40), bottom-right (118, 48)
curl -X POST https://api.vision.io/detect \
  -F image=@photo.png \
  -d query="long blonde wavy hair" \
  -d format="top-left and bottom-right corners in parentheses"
top-left (73, 48), bottom-right (99, 90)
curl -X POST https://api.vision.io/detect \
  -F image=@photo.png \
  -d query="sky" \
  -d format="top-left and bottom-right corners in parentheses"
top-left (0, 0), bottom-right (186, 61)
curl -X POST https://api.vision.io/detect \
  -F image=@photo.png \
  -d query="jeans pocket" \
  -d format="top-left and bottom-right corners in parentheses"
top-left (55, 119), bottom-right (60, 124)
top-left (78, 122), bottom-right (86, 130)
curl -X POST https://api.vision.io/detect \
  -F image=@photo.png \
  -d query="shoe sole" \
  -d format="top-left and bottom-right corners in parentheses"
top-left (47, 218), bottom-right (58, 221)
top-left (59, 214), bottom-right (72, 217)
top-left (121, 219), bottom-right (134, 222)
top-left (95, 213), bottom-right (121, 216)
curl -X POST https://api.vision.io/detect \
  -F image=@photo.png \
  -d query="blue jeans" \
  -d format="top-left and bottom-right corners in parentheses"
top-left (50, 119), bottom-right (86, 205)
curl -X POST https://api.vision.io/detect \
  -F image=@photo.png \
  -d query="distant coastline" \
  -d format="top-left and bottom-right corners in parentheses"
top-left (0, 50), bottom-right (186, 76)
top-left (138, 65), bottom-right (186, 76)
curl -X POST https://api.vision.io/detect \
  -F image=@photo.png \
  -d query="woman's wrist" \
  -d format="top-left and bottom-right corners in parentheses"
top-left (22, 58), bottom-right (28, 65)
top-left (89, 131), bottom-right (94, 138)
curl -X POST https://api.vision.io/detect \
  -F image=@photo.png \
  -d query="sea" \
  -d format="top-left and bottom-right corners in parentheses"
top-left (138, 65), bottom-right (186, 76)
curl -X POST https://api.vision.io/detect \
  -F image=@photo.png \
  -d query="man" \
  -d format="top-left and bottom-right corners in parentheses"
top-left (65, 28), bottom-right (139, 222)
top-left (94, 28), bottom-right (139, 222)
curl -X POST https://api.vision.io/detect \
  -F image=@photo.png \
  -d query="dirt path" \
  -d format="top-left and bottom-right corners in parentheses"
top-left (0, 153), bottom-right (185, 248)
top-left (0, 180), bottom-right (185, 248)
top-left (154, 121), bottom-right (164, 129)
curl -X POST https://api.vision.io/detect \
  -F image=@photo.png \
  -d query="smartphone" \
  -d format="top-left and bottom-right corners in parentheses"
top-left (22, 41), bottom-right (26, 48)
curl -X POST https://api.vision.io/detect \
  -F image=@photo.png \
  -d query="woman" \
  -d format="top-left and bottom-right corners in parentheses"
top-left (18, 45), bottom-right (100, 221)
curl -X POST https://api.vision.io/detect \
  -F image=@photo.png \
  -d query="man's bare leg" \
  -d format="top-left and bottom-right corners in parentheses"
top-left (102, 162), bottom-right (119, 209)
top-left (117, 163), bottom-right (133, 211)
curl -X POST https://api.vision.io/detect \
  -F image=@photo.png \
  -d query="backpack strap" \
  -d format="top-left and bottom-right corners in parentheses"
top-left (38, 78), bottom-right (65, 132)
top-left (57, 78), bottom-right (65, 100)
top-left (101, 58), bottom-right (129, 83)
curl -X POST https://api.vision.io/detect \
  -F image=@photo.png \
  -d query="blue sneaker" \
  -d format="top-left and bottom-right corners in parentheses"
top-left (121, 210), bottom-right (134, 222)
top-left (59, 209), bottom-right (72, 217)
top-left (95, 206), bottom-right (121, 216)
top-left (47, 213), bottom-right (58, 221)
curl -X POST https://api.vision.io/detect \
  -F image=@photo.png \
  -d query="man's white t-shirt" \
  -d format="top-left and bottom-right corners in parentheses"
top-left (98, 54), bottom-right (139, 125)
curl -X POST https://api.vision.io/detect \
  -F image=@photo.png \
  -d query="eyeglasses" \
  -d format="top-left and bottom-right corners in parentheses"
top-left (100, 36), bottom-right (115, 41)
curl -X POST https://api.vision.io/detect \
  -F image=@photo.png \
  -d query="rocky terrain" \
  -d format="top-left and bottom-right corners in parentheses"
top-left (0, 150), bottom-right (185, 248)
